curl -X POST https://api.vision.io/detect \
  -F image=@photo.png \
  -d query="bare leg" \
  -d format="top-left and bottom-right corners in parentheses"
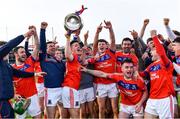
top-left (80, 103), bottom-right (87, 118)
top-left (119, 111), bottom-right (129, 118)
top-left (61, 107), bottom-right (69, 118)
top-left (97, 97), bottom-right (106, 118)
top-left (110, 97), bottom-right (118, 119)
top-left (69, 108), bottom-right (80, 118)
top-left (46, 106), bottom-right (56, 118)
top-left (87, 101), bottom-right (96, 118)
top-left (144, 112), bottom-right (158, 119)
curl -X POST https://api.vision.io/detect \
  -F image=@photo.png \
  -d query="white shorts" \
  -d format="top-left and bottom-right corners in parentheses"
top-left (62, 86), bottom-right (80, 108)
top-left (96, 83), bottom-right (118, 98)
top-left (45, 87), bottom-right (62, 107)
top-left (16, 94), bottom-right (41, 119)
top-left (174, 96), bottom-right (178, 105)
top-left (36, 83), bottom-right (45, 97)
top-left (119, 103), bottom-right (144, 117)
top-left (145, 95), bottom-right (174, 119)
top-left (79, 87), bottom-right (95, 104)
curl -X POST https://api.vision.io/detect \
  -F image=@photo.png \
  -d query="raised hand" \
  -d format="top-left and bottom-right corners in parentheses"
top-left (41, 22), bottom-right (48, 29)
top-left (164, 18), bottom-right (169, 26)
top-left (144, 19), bottom-right (149, 26)
top-left (97, 23), bottom-right (103, 33)
top-left (104, 20), bottom-right (112, 29)
top-left (52, 36), bottom-right (58, 44)
top-left (84, 30), bottom-right (89, 41)
top-left (130, 30), bottom-right (138, 39)
top-left (28, 25), bottom-right (36, 30)
top-left (24, 28), bottom-right (35, 38)
top-left (29, 25), bottom-right (37, 36)
top-left (65, 30), bottom-right (71, 40)
top-left (150, 30), bottom-right (157, 38)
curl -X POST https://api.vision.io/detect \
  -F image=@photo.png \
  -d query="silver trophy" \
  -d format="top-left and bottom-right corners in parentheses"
top-left (64, 5), bottom-right (87, 32)
top-left (64, 13), bottom-right (83, 32)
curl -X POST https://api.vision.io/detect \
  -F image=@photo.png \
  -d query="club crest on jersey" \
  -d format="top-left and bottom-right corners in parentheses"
top-left (78, 56), bottom-right (82, 63)
top-left (117, 81), bottom-right (138, 90)
top-left (150, 64), bottom-right (161, 72)
top-left (97, 54), bottom-right (111, 62)
top-left (176, 57), bottom-right (180, 64)
top-left (19, 64), bottom-right (30, 71)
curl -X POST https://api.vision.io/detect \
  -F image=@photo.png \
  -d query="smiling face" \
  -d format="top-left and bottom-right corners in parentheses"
top-left (14, 47), bottom-right (27, 63)
top-left (121, 38), bottom-right (132, 53)
top-left (55, 50), bottom-right (64, 61)
top-left (47, 42), bottom-right (56, 56)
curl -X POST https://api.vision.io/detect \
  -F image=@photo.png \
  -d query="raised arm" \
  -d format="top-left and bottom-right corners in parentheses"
top-left (131, 30), bottom-right (144, 57)
top-left (29, 26), bottom-right (40, 60)
top-left (65, 32), bottom-right (74, 61)
top-left (40, 22), bottom-right (48, 55)
top-left (139, 19), bottom-right (149, 39)
top-left (24, 37), bottom-right (31, 57)
top-left (151, 30), bottom-right (170, 66)
top-left (104, 20), bottom-right (116, 51)
top-left (83, 30), bottom-right (89, 46)
top-left (0, 29), bottom-right (34, 59)
top-left (164, 18), bottom-right (176, 41)
top-left (93, 23), bottom-right (103, 55)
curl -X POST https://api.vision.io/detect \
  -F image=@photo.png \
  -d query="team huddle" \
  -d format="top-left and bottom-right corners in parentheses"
top-left (0, 18), bottom-right (180, 119)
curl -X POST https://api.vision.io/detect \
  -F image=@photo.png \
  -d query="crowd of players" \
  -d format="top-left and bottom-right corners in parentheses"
top-left (0, 18), bottom-right (180, 119)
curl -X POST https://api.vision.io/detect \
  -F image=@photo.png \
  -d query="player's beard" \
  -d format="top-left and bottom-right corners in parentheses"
top-left (123, 48), bottom-right (130, 54)
top-left (18, 57), bottom-right (26, 63)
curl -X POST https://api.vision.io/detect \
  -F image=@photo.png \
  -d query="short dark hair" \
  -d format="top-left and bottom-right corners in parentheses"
top-left (70, 40), bottom-right (79, 46)
top-left (0, 41), bottom-right (7, 46)
top-left (13, 46), bottom-right (24, 53)
top-left (46, 41), bottom-right (55, 45)
top-left (122, 37), bottom-right (132, 44)
top-left (56, 48), bottom-right (63, 52)
top-left (173, 37), bottom-right (180, 43)
top-left (147, 37), bottom-right (153, 44)
top-left (97, 39), bottom-right (108, 44)
top-left (173, 30), bottom-right (180, 36)
top-left (121, 58), bottom-right (134, 65)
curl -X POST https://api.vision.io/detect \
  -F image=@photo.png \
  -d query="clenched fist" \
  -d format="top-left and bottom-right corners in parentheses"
top-left (41, 22), bottom-right (48, 29)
